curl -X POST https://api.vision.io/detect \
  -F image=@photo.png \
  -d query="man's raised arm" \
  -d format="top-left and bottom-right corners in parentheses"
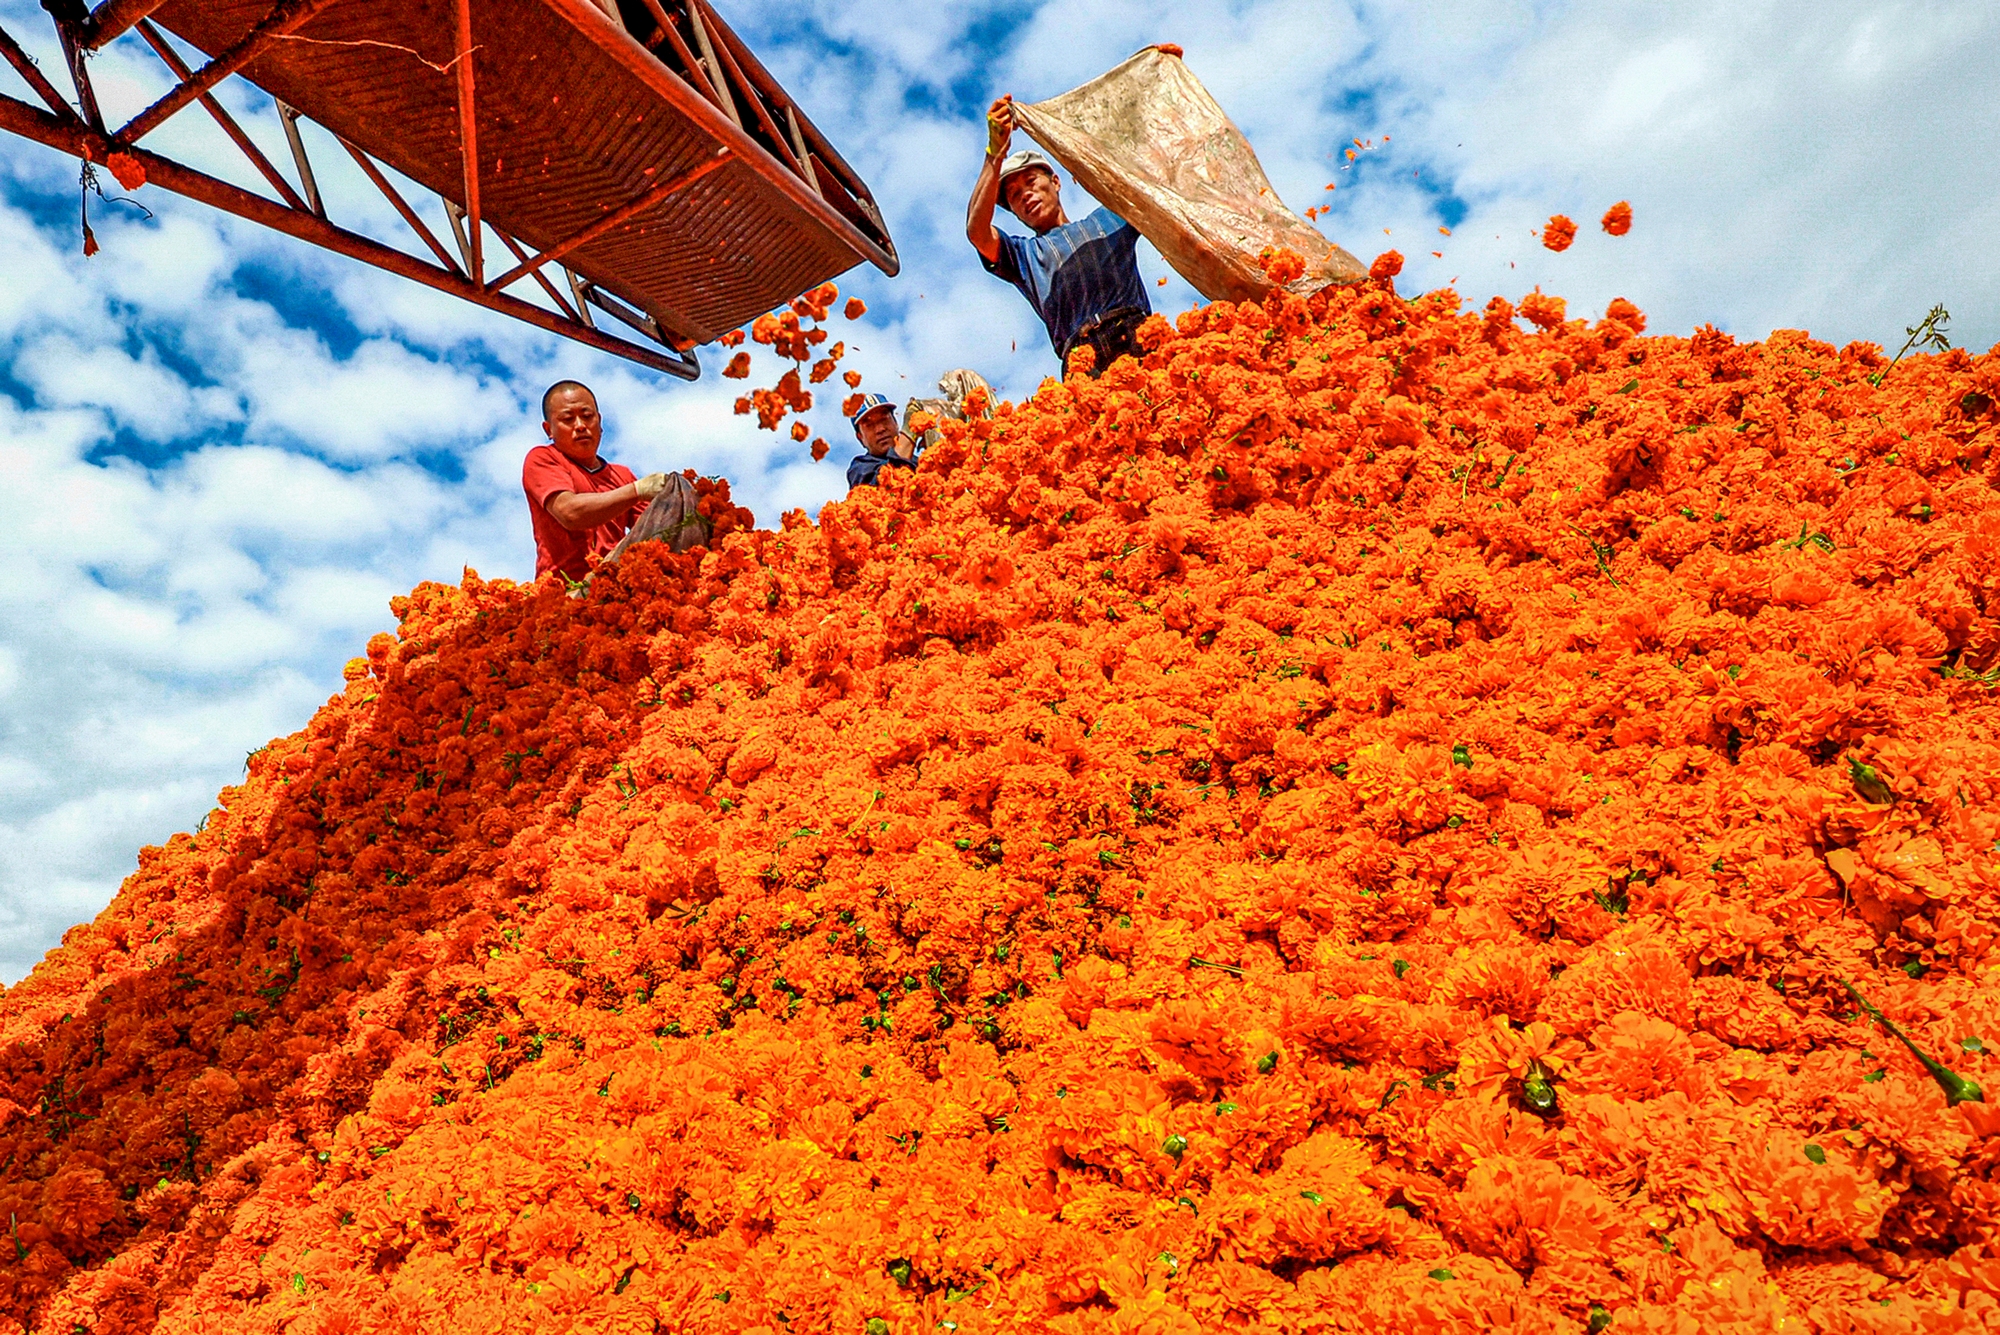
top-left (966, 95), bottom-right (1013, 262)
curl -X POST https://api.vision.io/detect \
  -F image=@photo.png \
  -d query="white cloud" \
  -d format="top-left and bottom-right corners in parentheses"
top-left (1, 0), bottom-right (1996, 981)
top-left (14, 335), bottom-right (234, 439)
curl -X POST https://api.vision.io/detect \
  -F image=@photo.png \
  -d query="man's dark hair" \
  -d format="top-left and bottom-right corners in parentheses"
top-left (541, 379), bottom-right (595, 421)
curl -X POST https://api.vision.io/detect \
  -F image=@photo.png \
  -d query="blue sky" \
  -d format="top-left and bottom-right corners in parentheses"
top-left (2, 0), bottom-right (1997, 981)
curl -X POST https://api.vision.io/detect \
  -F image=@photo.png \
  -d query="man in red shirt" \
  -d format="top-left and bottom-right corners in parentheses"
top-left (522, 380), bottom-right (669, 581)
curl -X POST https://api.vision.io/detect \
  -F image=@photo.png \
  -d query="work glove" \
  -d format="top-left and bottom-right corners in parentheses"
top-left (986, 96), bottom-right (1014, 158)
top-left (634, 472), bottom-right (669, 499)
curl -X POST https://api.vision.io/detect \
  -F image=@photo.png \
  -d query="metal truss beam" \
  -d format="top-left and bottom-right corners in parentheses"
top-left (0, 87), bottom-right (698, 377)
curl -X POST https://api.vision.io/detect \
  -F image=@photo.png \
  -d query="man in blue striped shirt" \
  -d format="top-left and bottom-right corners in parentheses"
top-left (968, 95), bottom-right (1151, 376)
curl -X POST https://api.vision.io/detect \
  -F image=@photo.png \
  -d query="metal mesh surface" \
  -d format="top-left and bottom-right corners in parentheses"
top-left (148, 0), bottom-right (891, 343)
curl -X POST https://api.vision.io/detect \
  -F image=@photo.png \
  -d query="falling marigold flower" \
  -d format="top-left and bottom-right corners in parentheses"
top-left (844, 297), bottom-right (867, 320)
top-left (1542, 214), bottom-right (1578, 252)
top-left (1370, 249), bottom-right (1403, 280)
top-left (723, 352), bottom-right (752, 378)
top-left (790, 421), bottom-right (810, 442)
top-left (843, 370), bottom-right (862, 389)
top-left (810, 437), bottom-right (829, 461)
top-left (1602, 200), bottom-right (1633, 235)
top-left (105, 152), bottom-right (146, 191)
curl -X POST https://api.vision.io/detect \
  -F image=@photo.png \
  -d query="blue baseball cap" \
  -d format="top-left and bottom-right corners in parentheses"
top-left (847, 392), bottom-right (896, 435)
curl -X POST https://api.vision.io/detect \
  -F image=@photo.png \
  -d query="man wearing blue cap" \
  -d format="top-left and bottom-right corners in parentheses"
top-left (968, 95), bottom-right (1150, 375)
top-left (846, 392), bottom-right (917, 491)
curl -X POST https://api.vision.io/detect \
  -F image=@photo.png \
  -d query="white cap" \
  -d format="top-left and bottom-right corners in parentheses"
top-left (997, 150), bottom-right (1056, 209)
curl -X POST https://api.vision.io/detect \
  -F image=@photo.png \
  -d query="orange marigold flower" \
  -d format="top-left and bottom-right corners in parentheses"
top-left (1518, 288), bottom-right (1566, 330)
top-left (1370, 249), bottom-right (1404, 280)
top-left (1602, 200), bottom-right (1633, 235)
top-left (1542, 214), bottom-right (1578, 252)
top-left (723, 351), bottom-right (752, 379)
top-left (1603, 296), bottom-right (1646, 331)
top-left (1259, 247), bottom-right (1307, 285)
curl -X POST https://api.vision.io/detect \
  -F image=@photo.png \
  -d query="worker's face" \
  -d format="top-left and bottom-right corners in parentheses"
top-left (1004, 168), bottom-right (1062, 232)
top-left (855, 406), bottom-right (898, 456)
top-left (544, 386), bottom-right (602, 464)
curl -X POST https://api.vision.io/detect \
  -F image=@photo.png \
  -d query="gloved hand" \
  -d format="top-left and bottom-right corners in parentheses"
top-left (986, 95), bottom-right (1014, 158)
top-left (634, 472), bottom-right (669, 499)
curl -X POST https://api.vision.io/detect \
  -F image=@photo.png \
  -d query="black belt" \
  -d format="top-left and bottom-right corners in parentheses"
top-left (1060, 305), bottom-right (1147, 361)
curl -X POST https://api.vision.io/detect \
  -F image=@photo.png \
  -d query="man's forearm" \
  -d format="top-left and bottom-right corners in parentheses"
top-left (966, 157), bottom-right (1005, 260)
top-left (547, 484), bottom-right (639, 531)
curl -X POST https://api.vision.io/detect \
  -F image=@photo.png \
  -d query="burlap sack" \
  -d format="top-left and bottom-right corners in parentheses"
top-left (904, 368), bottom-right (993, 452)
top-left (606, 470), bottom-right (710, 563)
top-left (1013, 46), bottom-right (1366, 304)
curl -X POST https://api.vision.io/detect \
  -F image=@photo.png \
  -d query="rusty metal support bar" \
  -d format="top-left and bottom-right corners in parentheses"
top-left (680, 0), bottom-right (739, 131)
top-left (442, 198), bottom-right (474, 272)
top-left (564, 266), bottom-right (595, 329)
top-left (0, 90), bottom-right (697, 377)
top-left (485, 146), bottom-right (728, 295)
top-left (52, 17), bottom-right (105, 133)
top-left (335, 134), bottom-right (463, 276)
top-left (690, 0), bottom-right (797, 177)
top-left (117, 0), bottom-right (338, 146)
top-left (492, 226), bottom-right (580, 321)
top-left (581, 284), bottom-right (665, 346)
top-left (633, 0), bottom-right (722, 114)
top-left (783, 104), bottom-right (819, 198)
top-left (0, 19), bottom-right (77, 119)
top-left (275, 100), bottom-right (323, 217)
top-left (134, 21), bottom-right (308, 211)
top-left (694, 0), bottom-right (881, 234)
top-left (78, 0), bottom-right (169, 49)
top-left (451, 0), bottom-right (482, 284)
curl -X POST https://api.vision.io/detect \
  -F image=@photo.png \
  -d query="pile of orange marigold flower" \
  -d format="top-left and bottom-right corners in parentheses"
top-left (5, 264), bottom-right (2000, 1335)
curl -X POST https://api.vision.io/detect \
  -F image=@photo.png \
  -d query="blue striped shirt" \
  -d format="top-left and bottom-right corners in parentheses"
top-left (982, 206), bottom-right (1150, 358)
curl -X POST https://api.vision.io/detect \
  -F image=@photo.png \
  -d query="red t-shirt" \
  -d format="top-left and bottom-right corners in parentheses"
top-left (522, 444), bottom-right (642, 580)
